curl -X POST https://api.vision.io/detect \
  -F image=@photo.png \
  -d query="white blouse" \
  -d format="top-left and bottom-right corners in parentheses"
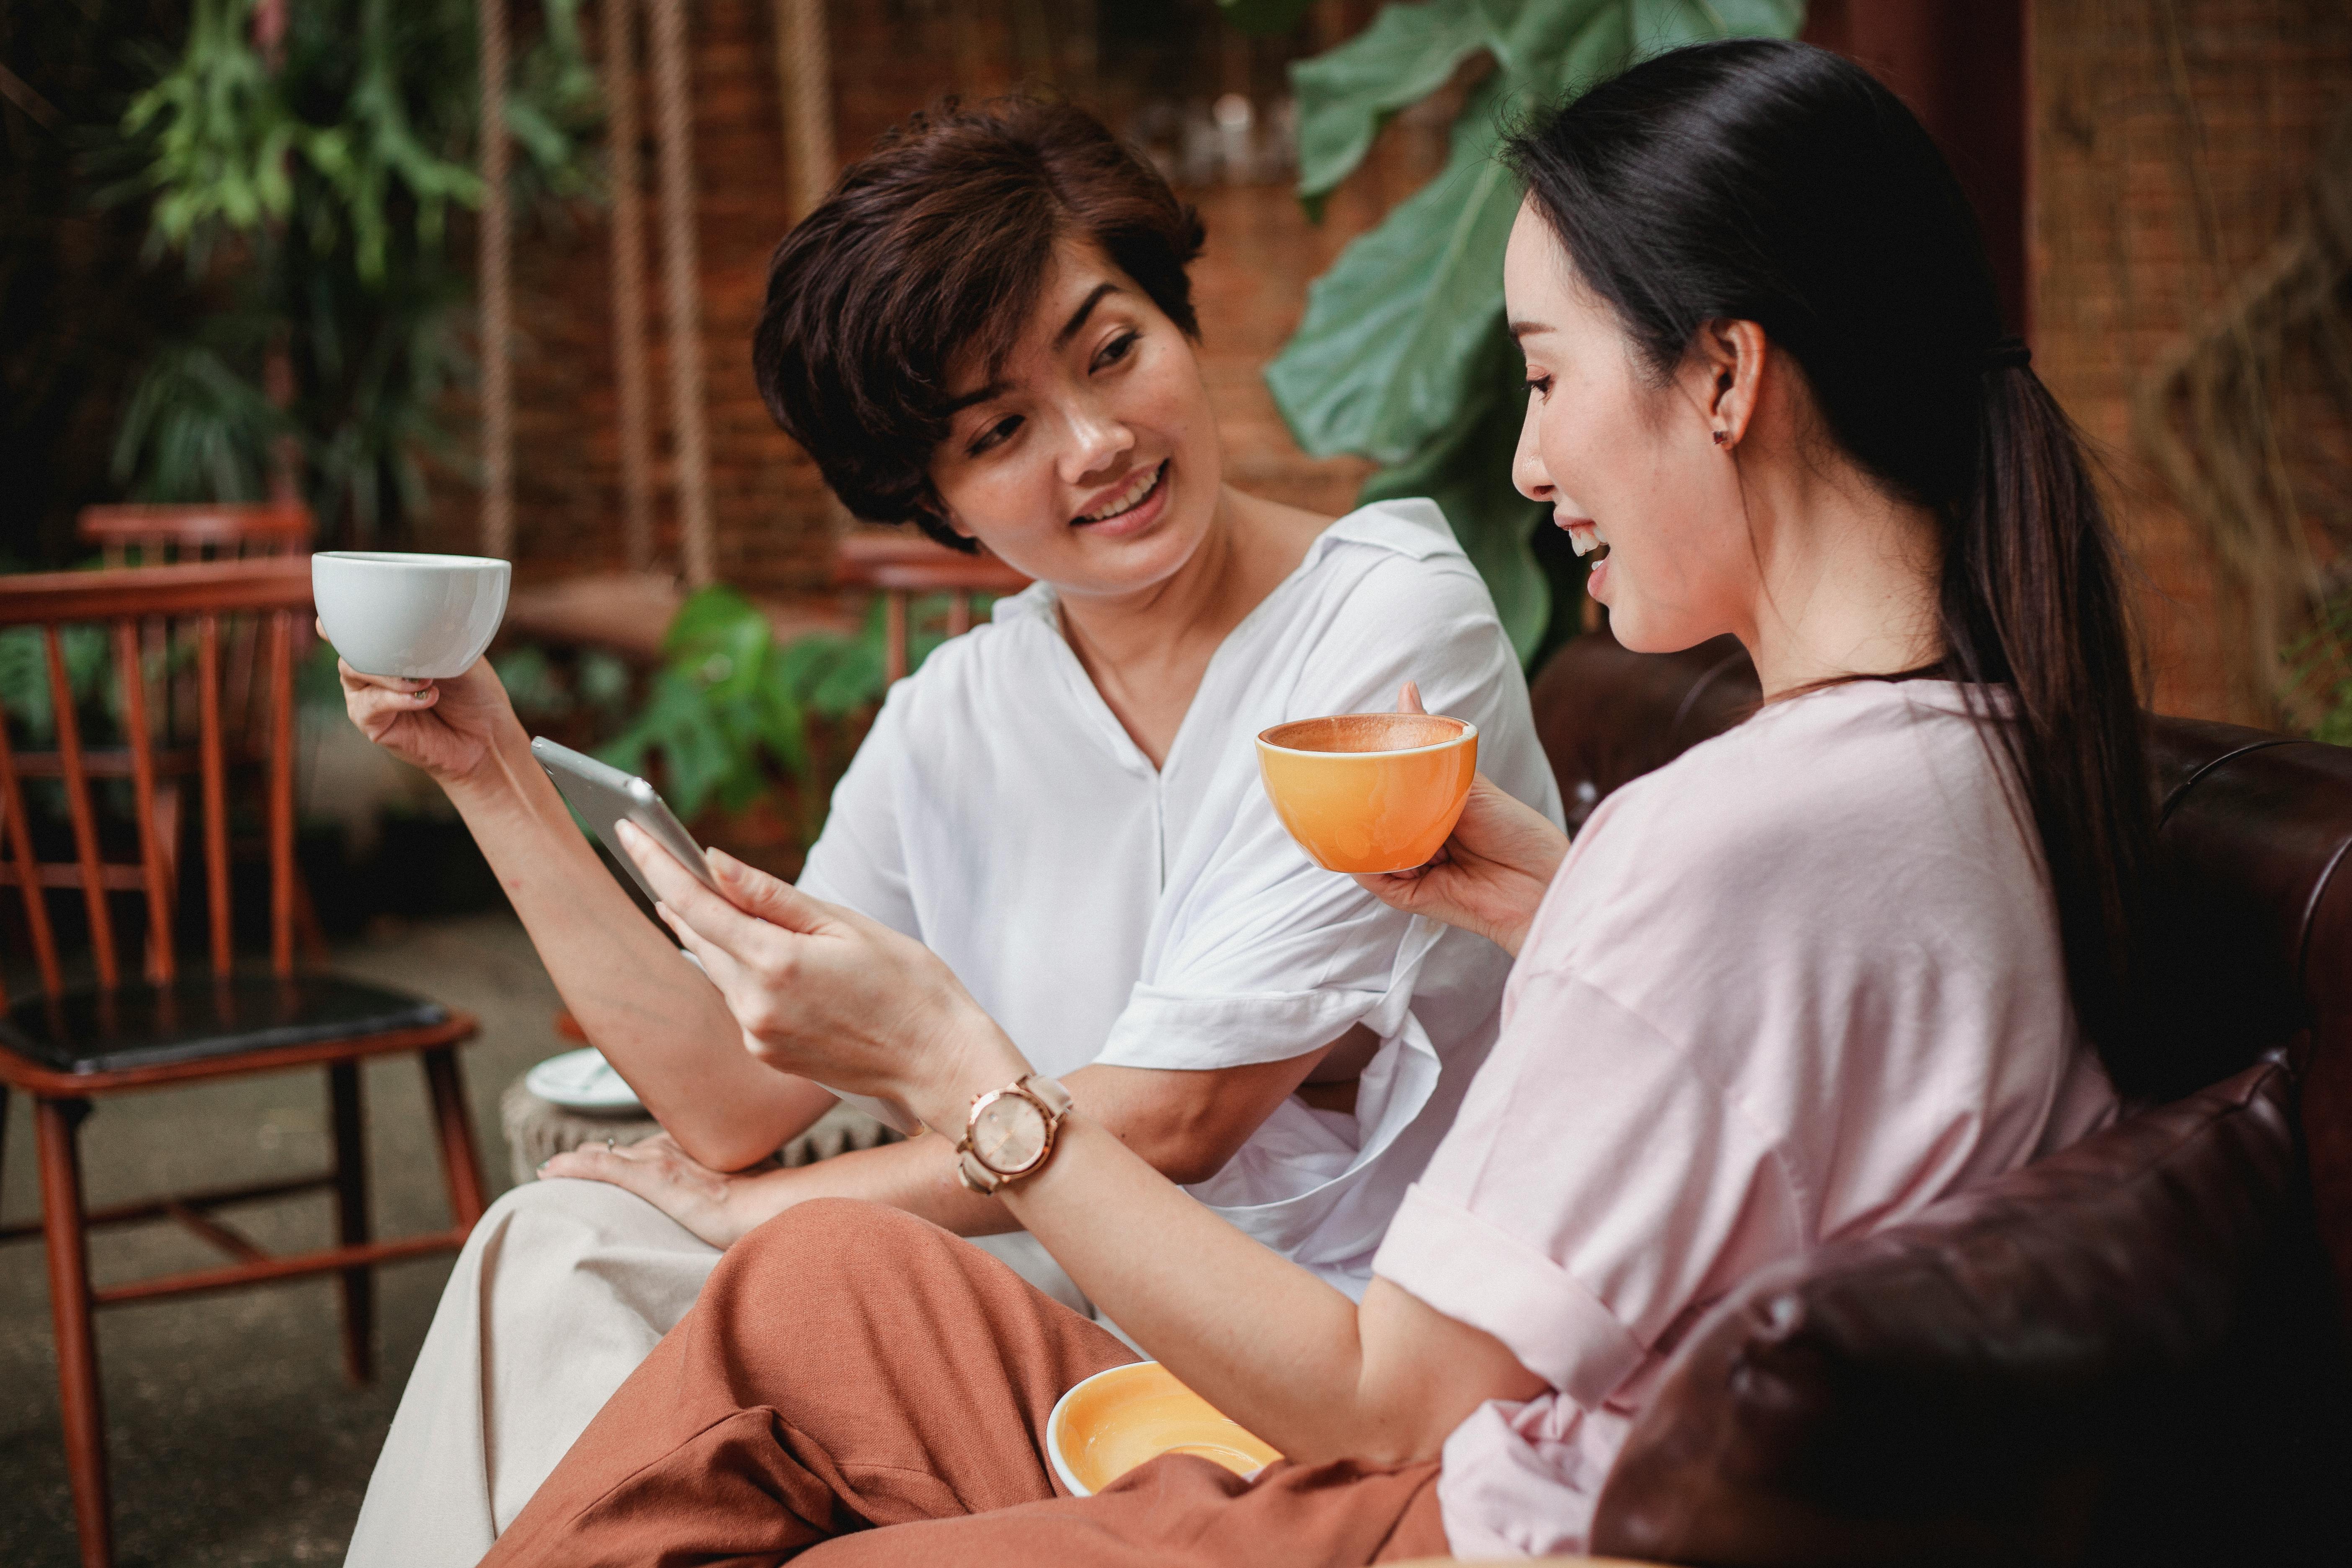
top-left (799, 500), bottom-right (1564, 1287)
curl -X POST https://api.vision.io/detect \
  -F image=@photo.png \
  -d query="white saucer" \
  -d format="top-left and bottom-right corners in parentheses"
top-left (525, 1047), bottom-right (645, 1113)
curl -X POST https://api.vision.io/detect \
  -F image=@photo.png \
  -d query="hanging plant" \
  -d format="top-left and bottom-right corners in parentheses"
top-left (1226, 0), bottom-right (1806, 659)
top-left (104, 0), bottom-right (601, 544)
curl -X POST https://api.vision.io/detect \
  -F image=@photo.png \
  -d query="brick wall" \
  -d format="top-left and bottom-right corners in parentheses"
top-left (420, 0), bottom-right (821, 582)
top-left (442, 0), bottom-right (2351, 728)
top-left (428, 0), bottom-right (1412, 590)
top-left (2034, 0), bottom-right (2351, 722)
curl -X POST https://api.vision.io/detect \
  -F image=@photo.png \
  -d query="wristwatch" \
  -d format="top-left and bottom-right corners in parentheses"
top-left (954, 1074), bottom-right (1073, 1194)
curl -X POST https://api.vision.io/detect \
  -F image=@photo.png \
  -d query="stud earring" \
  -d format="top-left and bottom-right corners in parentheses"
top-left (1711, 429), bottom-right (1730, 447)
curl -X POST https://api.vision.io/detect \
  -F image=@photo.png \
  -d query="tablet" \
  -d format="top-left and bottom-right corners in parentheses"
top-left (531, 736), bottom-right (722, 903)
top-left (530, 735), bottom-right (925, 1137)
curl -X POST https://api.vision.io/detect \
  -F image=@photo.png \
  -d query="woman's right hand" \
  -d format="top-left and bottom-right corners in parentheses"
top-left (330, 623), bottom-right (519, 788)
top-left (1351, 684), bottom-right (1570, 957)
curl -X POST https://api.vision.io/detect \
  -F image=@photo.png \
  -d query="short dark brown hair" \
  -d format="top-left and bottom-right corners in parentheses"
top-left (752, 98), bottom-right (1206, 552)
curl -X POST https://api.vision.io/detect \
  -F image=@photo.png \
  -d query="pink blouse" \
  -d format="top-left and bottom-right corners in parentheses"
top-left (1370, 680), bottom-right (2118, 1559)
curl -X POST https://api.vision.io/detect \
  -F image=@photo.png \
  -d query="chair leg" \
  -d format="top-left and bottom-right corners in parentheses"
top-left (421, 1047), bottom-right (487, 1229)
top-left (328, 1061), bottom-right (373, 1386)
top-left (36, 1097), bottom-right (111, 1568)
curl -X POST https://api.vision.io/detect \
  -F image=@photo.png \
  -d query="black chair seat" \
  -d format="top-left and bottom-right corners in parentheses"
top-left (0, 974), bottom-right (450, 1075)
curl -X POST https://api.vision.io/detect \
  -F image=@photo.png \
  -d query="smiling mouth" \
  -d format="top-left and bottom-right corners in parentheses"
top-left (1075, 461), bottom-right (1166, 526)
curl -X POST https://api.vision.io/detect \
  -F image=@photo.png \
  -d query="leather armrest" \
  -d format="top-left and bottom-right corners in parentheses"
top-left (1589, 1056), bottom-right (2351, 1566)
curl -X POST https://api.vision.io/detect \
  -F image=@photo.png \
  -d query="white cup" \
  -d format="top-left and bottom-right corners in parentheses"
top-left (312, 552), bottom-right (512, 678)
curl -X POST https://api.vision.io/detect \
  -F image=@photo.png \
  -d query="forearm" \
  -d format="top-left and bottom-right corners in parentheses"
top-left (723, 1131), bottom-right (1019, 1236)
top-left (703, 1048), bottom-right (1334, 1241)
top-left (445, 727), bottom-right (830, 1167)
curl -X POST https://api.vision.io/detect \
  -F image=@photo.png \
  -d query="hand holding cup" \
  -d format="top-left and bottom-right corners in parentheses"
top-left (316, 551), bottom-right (518, 787)
top-left (1340, 683), bottom-right (1571, 959)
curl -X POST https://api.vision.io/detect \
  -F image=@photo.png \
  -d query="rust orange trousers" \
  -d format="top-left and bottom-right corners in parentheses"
top-left (480, 1198), bottom-right (1449, 1567)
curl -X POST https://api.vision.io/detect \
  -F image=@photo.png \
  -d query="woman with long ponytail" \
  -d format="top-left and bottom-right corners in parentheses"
top-left (1502, 38), bottom-right (2156, 1092)
top-left (475, 40), bottom-right (2140, 1566)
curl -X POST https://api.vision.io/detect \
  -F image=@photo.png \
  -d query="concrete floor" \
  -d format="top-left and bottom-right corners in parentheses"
top-left (1, 913), bottom-right (567, 1567)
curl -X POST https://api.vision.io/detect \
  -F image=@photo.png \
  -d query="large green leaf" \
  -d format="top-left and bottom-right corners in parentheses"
top-left (663, 585), bottom-right (773, 705)
top-left (1358, 338), bottom-right (1550, 659)
top-left (1479, 0), bottom-right (1803, 90)
top-left (1269, 72), bottom-right (1518, 467)
top-left (1290, 0), bottom-right (1490, 207)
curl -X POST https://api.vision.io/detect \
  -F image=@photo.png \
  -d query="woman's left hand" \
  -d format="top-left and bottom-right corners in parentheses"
top-left (615, 820), bottom-right (1026, 1133)
top-left (540, 1132), bottom-right (786, 1248)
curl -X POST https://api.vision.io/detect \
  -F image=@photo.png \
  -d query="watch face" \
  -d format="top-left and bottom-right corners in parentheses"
top-left (971, 1091), bottom-right (1048, 1175)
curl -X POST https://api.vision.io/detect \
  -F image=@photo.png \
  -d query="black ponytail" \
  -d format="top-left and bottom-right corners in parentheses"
top-left (1945, 354), bottom-right (2154, 1090)
top-left (1507, 40), bottom-right (2158, 1093)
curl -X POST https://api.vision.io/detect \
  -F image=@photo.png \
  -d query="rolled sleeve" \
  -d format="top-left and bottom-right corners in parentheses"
top-left (1372, 965), bottom-right (1804, 1412)
top-left (1376, 1185), bottom-right (1647, 1406)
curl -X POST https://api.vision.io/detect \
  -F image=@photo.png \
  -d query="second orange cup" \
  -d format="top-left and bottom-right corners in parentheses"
top-left (1255, 712), bottom-right (1478, 875)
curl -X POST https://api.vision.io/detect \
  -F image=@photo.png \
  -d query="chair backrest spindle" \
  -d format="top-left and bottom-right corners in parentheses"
top-left (227, 610), bottom-right (263, 751)
top-left (0, 720), bottom-right (63, 998)
top-left (266, 609), bottom-right (296, 976)
top-left (197, 614), bottom-right (235, 977)
top-left (113, 619), bottom-right (176, 984)
top-left (43, 624), bottom-right (119, 987)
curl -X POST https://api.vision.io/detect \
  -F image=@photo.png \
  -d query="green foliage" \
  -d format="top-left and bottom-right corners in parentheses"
top-left (493, 644), bottom-right (633, 725)
top-left (600, 588), bottom-right (965, 827)
top-left (0, 626), bottom-right (114, 745)
top-left (109, 337), bottom-right (290, 508)
top-left (105, 0), bottom-right (601, 543)
top-left (2286, 588), bottom-right (2352, 747)
top-left (1266, 0), bottom-right (1806, 658)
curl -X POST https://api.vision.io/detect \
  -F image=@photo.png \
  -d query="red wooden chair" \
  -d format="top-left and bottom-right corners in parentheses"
top-left (832, 532), bottom-right (1031, 682)
top-left (0, 557), bottom-right (486, 1568)
top-left (76, 501), bottom-right (315, 567)
top-left (69, 503), bottom-right (326, 954)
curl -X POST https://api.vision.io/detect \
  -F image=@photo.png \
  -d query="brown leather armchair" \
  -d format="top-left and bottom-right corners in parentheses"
top-left (1520, 632), bottom-right (2352, 1568)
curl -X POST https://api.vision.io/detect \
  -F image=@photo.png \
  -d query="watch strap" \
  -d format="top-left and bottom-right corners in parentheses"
top-left (957, 1145), bottom-right (1003, 1194)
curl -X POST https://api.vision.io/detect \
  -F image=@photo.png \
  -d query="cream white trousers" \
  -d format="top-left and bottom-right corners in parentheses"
top-left (342, 1178), bottom-right (1086, 1568)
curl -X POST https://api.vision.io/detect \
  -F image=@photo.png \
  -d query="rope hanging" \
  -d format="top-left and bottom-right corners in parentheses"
top-left (647, 0), bottom-right (716, 587)
top-left (773, 0), bottom-right (836, 221)
top-left (603, 0), bottom-right (656, 570)
top-left (478, 0), bottom-right (516, 560)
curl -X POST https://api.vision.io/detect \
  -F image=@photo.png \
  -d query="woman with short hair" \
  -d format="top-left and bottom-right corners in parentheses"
top-left (477, 39), bottom-right (2141, 1564)
top-left (340, 99), bottom-right (1557, 1564)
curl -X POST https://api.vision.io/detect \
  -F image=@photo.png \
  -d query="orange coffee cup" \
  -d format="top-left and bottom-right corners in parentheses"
top-left (1047, 1362), bottom-right (1281, 1498)
top-left (1255, 712), bottom-right (1478, 874)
